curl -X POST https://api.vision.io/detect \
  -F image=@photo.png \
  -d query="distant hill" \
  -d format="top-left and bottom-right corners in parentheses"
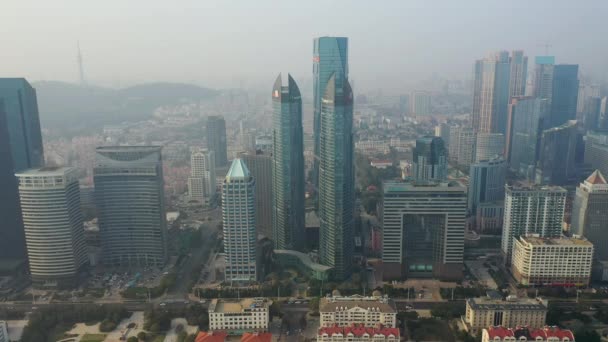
top-left (33, 81), bottom-right (218, 135)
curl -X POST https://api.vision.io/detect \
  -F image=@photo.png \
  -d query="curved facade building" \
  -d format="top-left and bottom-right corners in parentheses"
top-left (16, 167), bottom-right (88, 288)
top-left (94, 146), bottom-right (167, 267)
top-left (318, 74), bottom-right (354, 280)
top-left (271, 74), bottom-right (305, 250)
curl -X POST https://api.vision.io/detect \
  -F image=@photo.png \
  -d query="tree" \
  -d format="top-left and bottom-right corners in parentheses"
top-left (127, 337), bottom-right (138, 342)
top-left (309, 297), bottom-right (320, 314)
top-left (574, 329), bottom-right (601, 342)
top-left (177, 331), bottom-right (188, 342)
top-left (137, 331), bottom-right (147, 341)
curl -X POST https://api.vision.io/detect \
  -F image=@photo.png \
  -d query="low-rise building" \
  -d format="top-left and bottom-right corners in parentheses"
top-left (241, 332), bottom-right (272, 342)
top-left (481, 326), bottom-right (575, 342)
top-left (463, 295), bottom-right (548, 334)
top-left (195, 331), bottom-right (227, 342)
top-left (320, 293), bottom-right (397, 328)
top-left (208, 298), bottom-right (270, 334)
top-left (274, 249), bottom-right (332, 281)
top-left (511, 235), bottom-right (594, 287)
top-left (317, 325), bottom-right (399, 342)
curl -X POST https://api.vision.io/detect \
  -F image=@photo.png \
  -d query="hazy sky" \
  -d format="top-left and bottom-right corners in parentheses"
top-left (2, 0), bottom-right (607, 91)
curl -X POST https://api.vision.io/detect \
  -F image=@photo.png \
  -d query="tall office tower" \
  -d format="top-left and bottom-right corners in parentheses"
top-left (188, 149), bottom-right (216, 204)
top-left (533, 56), bottom-right (555, 102)
top-left (474, 133), bottom-right (505, 162)
top-left (313, 37), bottom-right (348, 190)
top-left (222, 159), bottom-right (257, 282)
top-left (600, 97), bottom-right (608, 129)
top-left (572, 170), bottom-right (608, 261)
top-left (509, 50), bottom-right (528, 98)
top-left (471, 51), bottom-right (511, 134)
top-left (318, 74), bottom-right (354, 280)
top-left (94, 146), bottom-right (167, 267)
top-left (585, 130), bottom-right (608, 177)
top-left (501, 185), bottom-right (566, 264)
top-left (582, 97), bottom-right (602, 132)
top-left (412, 136), bottom-right (447, 181)
top-left (271, 74), bottom-right (305, 250)
top-left (410, 91), bottom-right (431, 117)
top-left (237, 150), bottom-right (272, 238)
top-left (0, 79), bottom-right (44, 262)
top-left (434, 122), bottom-right (450, 147)
top-left (506, 97), bottom-right (548, 179)
top-left (549, 65), bottom-right (579, 128)
top-left (577, 83), bottom-right (600, 120)
top-left (382, 182), bottom-right (466, 280)
top-left (467, 158), bottom-right (506, 216)
top-left (207, 116), bottom-right (228, 167)
top-left (448, 126), bottom-right (477, 168)
top-left (16, 167), bottom-right (88, 287)
top-left (536, 120), bottom-right (577, 185)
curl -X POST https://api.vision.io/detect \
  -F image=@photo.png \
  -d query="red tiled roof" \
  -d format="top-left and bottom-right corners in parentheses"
top-left (195, 331), bottom-right (227, 342)
top-left (319, 324), bottom-right (399, 338)
top-left (487, 326), bottom-right (514, 339)
top-left (241, 332), bottom-right (272, 342)
top-left (587, 170), bottom-right (607, 184)
top-left (528, 328), bottom-right (547, 339)
top-left (544, 326), bottom-right (575, 340)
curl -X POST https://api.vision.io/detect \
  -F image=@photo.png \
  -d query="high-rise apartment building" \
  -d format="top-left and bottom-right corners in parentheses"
top-left (94, 146), bottom-right (168, 267)
top-left (448, 126), bottom-right (476, 168)
top-left (475, 133), bottom-right (505, 162)
top-left (382, 182), bottom-right (466, 280)
top-left (223, 159), bottom-right (257, 282)
top-left (271, 74), bottom-right (305, 250)
top-left (571, 170), bottom-right (608, 261)
top-left (188, 149), bottom-right (216, 204)
top-left (576, 83), bottom-right (600, 121)
top-left (535, 120), bottom-right (577, 185)
top-left (509, 50), bottom-right (528, 98)
top-left (506, 97), bottom-right (548, 179)
top-left (16, 167), bottom-right (88, 287)
top-left (582, 97), bottom-right (602, 132)
top-left (412, 136), bottom-right (447, 182)
top-left (238, 150), bottom-right (272, 239)
top-left (549, 65), bottom-right (579, 128)
top-left (0, 79), bottom-right (44, 262)
top-left (207, 116), bottom-right (228, 167)
top-left (318, 74), bottom-right (355, 280)
top-left (472, 51), bottom-right (511, 134)
top-left (410, 91), bottom-right (431, 117)
top-left (533, 56), bottom-right (555, 103)
top-left (313, 36), bottom-right (348, 190)
top-left (585, 130), bottom-right (608, 177)
top-left (434, 123), bottom-right (450, 146)
top-left (600, 97), bottom-right (608, 129)
top-left (468, 158), bottom-right (506, 216)
top-left (501, 185), bottom-right (566, 263)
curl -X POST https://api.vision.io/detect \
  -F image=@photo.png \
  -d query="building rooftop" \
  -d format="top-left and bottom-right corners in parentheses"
top-left (208, 298), bottom-right (270, 313)
top-left (319, 324), bottom-right (399, 338)
top-left (383, 181), bottom-right (465, 193)
top-left (226, 158), bottom-right (251, 181)
top-left (586, 170), bottom-right (607, 185)
top-left (486, 326), bottom-right (574, 341)
top-left (241, 332), bottom-right (272, 342)
top-left (275, 249), bottom-right (332, 272)
top-left (195, 331), bottom-right (227, 342)
top-left (519, 235), bottom-right (592, 247)
top-left (15, 166), bottom-right (73, 176)
top-left (320, 294), bottom-right (396, 313)
top-left (467, 296), bottom-right (547, 311)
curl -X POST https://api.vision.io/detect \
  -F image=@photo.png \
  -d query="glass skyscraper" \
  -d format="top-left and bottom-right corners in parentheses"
top-left (0, 78), bottom-right (44, 262)
top-left (471, 51), bottom-right (511, 134)
top-left (207, 116), bottom-right (228, 167)
top-left (271, 74), bottom-right (305, 250)
top-left (549, 65), bottom-right (579, 128)
top-left (94, 146), bottom-right (168, 267)
top-left (318, 74), bottom-right (354, 280)
top-left (412, 136), bottom-right (447, 182)
top-left (313, 37), bottom-right (348, 190)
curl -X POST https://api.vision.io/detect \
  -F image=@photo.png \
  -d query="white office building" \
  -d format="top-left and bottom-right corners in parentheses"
top-left (501, 185), bottom-right (566, 264)
top-left (16, 167), bottom-right (88, 288)
top-left (188, 149), bottom-right (216, 203)
top-left (512, 235), bottom-right (593, 287)
top-left (223, 159), bottom-right (257, 282)
top-left (208, 298), bottom-right (270, 333)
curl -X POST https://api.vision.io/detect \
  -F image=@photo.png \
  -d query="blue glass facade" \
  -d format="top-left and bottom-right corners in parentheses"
top-left (507, 97), bottom-right (548, 180)
top-left (271, 74), bottom-right (305, 251)
top-left (313, 37), bottom-right (348, 190)
top-left (318, 74), bottom-right (354, 280)
top-left (550, 65), bottom-right (579, 128)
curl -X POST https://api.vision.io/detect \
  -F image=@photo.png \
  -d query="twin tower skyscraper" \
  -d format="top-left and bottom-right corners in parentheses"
top-left (272, 37), bottom-right (353, 280)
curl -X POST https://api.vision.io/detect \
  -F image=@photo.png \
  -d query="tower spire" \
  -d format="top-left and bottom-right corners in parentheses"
top-left (77, 41), bottom-right (86, 86)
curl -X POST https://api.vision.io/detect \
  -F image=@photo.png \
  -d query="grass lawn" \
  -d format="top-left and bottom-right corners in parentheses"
top-left (80, 333), bottom-right (107, 342)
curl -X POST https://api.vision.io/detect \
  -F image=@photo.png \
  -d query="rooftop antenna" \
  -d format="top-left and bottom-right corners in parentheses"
top-left (537, 42), bottom-right (552, 55)
top-left (77, 41), bottom-right (86, 86)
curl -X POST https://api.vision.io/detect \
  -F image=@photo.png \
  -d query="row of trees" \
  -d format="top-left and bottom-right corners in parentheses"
top-left (121, 272), bottom-right (177, 299)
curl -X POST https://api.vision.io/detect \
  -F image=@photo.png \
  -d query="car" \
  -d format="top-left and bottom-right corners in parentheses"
top-left (199, 300), bottom-right (207, 304)
top-left (160, 302), bottom-right (166, 306)
top-left (405, 305), bottom-right (413, 310)
top-left (287, 301), bottom-right (294, 304)
top-left (295, 301), bottom-right (301, 304)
